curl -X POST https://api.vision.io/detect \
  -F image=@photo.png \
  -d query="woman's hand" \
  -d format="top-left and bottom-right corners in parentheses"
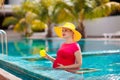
top-left (43, 53), bottom-right (49, 59)
top-left (44, 54), bottom-right (55, 63)
top-left (56, 63), bottom-right (65, 69)
top-left (56, 63), bottom-right (78, 73)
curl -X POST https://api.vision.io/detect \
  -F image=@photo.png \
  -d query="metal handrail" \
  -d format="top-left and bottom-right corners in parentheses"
top-left (0, 30), bottom-right (8, 55)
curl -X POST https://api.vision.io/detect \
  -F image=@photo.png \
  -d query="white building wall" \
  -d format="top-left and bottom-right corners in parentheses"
top-left (9, 0), bottom-right (24, 4)
top-left (84, 16), bottom-right (120, 37)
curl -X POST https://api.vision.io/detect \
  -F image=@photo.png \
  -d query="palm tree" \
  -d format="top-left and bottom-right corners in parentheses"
top-left (71, 0), bottom-right (120, 38)
top-left (38, 0), bottom-right (54, 37)
top-left (39, 0), bottom-right (76, 37)
top-left (40, 0), bottom-right (120, 38)
top-left (2, 0), bottom-right (47, 37)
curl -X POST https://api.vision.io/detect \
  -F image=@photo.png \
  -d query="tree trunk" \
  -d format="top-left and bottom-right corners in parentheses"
top-left (46, 21), bottom-right (52, 37)
top-left (77, 21), bottom-right (85, 38)
top-left (77, 21), bottom-right (86, 52)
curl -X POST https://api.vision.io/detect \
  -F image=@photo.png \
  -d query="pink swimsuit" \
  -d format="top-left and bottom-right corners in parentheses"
top-left (53, 42), bottom-right (80, 69)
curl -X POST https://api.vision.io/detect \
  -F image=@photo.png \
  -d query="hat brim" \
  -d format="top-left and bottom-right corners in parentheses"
top-left (54, 27), bottom-right (82, 41)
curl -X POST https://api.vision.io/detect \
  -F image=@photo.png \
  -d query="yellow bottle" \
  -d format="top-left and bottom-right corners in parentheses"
top-left (39, 49), bottom-right (46, 57)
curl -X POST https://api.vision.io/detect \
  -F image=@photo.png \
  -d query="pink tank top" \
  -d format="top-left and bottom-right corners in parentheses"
top-left (53, 42), bottom-right (80, 69)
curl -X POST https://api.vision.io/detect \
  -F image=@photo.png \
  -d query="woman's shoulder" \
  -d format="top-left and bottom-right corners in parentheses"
top-left (73, 42), bottom-right (80, 46)
top-left (73, 42), bottom-right (81, 50)
top-left (61, 42), bottom-right (80, 48)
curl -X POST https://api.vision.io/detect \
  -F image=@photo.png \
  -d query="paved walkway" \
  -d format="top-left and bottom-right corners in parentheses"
top-left (0, 68), bottom-right (22, 80)
top-left (5, 30), bottom-right (23, 40)
top-left (2, 30), bottom-right (120, 40)
top-left (0, 74), bottom-right (8, 80)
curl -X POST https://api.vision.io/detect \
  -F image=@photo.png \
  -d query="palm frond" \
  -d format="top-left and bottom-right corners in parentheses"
top-left (25, 11), bottom-right (38, 24)
top-left (21, 0), bottom-right (40, 15)
top-left (14, 18), bottom-right (27, 32)
top-left (12, 5), bottom-right (25, 19)
top-left (31, 19), bottom-right (47, 32)
top-left (52, 1), bottom-right (76, 23)
top-left (2, 17), bottom-right (18, 27)
top-left (40, 0), bottom-right (55, 8)
top-left (85, 2), bottom-right (120, 19)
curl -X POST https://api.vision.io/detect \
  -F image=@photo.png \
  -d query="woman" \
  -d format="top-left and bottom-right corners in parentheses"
top-left (45, 22), bottom-right (82, 73)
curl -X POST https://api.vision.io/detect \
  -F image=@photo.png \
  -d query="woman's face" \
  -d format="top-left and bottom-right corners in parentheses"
top-left (62, 28), bottom-right (74, 39)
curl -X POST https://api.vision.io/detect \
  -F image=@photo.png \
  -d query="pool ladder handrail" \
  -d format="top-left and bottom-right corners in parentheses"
top-left (0, 30), bottom-right (8, 55)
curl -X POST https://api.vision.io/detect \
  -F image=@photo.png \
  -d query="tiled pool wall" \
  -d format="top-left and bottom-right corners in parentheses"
top-left (0, 55), bottom-right (84, 80)
top-left (0, 55), bottom-right (53, 80)
top-left (0, 52), bottom-right (120, 80)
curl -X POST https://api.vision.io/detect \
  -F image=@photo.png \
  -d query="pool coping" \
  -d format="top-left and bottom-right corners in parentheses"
top-left (0, 68), bottom-right (22, 80)
top-left (0, 55), bottom-right (53, 80)
top-left (0, 54), bottom-right (85, 80)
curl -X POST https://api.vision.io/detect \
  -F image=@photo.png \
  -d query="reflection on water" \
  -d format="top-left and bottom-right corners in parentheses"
top-left (109, 63), bottom-right (120, 66)
top-left (3, 39), bottom-right (120, 57)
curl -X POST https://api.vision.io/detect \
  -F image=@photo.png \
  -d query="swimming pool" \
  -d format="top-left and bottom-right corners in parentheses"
top-left (0, 38), bottom-right (120, 80)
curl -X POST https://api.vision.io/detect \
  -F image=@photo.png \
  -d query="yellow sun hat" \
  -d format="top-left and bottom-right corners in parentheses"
top-left (54, 22), bottom-right (82, 41)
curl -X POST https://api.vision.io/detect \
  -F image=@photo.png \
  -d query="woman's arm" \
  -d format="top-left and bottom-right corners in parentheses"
top-left (45, 54), bottom-right (56, 63)
top-left (57, 50), bottom-right (82, 69)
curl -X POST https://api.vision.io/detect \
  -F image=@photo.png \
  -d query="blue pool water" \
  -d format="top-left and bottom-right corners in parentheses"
top-left (0, 38), bottom-right (120, 80)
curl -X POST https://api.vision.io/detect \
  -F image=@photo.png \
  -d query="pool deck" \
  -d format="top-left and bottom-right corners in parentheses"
top-left (4, 30), bottom-right (120, 40)
top-left (0, 74), bottom-right (8, 80)
top-left (0, 68), bottom-right (22, 80)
